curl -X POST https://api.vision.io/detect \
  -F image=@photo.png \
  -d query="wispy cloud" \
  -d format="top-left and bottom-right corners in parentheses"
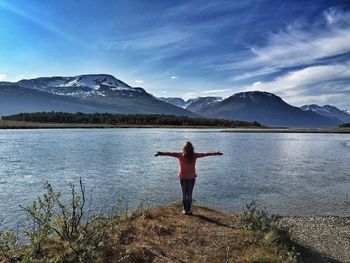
top-left (100, 29), bottom-right (193, 51)
top-left (170, 76), bottom-right (179, 79)
top-left (134, 80), bottom-right (144, 84)
top-left (203, 89), bottom-right (231, 94)
top-left (223, 7), bottom-right (350, 80)
top-left (182, 88), bottom-right (233, 100)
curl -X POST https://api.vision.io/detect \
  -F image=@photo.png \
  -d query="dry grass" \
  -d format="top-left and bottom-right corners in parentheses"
top-left (2, 203), bottom-right (298, 263)
top-left (106, 203), bottom-right (296, 263)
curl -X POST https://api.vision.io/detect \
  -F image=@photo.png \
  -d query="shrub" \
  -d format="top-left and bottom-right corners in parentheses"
top-left (0, 224), bottom-right (18, 261)
top-left (238, 201), bottom-right (279, 232)
top-left (20, 178), bottom-right (112, 262)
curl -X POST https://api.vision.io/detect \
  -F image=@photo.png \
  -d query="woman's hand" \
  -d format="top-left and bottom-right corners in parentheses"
top-left (216, 151), bottom-right (223, 155)
top-left (154, 151), bottom-right (161, 157)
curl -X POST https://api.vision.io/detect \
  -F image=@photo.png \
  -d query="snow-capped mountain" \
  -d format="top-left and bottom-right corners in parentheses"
top-left (189, 91), bottom-right (340, 127)
top-left (301, 104), bottom-right (350, 123)
top-left (344, 109), bottom-right (350, 115)
top-left (185, 96), bottom-right (223, 112)
top-left (0, 75), bottom-right (198, 117)
top-left (157, 96), bottom-right (223, 110)
top-left (158, 97), bottom-right (186, 108)
top-left (60, 74), bottom-right (131, 90)
top-left (10, 74), bottom-right (144, 99)
top-left (0, 74), bottom-right (346, 127)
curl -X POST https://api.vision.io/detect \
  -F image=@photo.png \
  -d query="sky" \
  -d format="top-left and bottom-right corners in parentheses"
top-left (0, 0), bottom-right (350, 109)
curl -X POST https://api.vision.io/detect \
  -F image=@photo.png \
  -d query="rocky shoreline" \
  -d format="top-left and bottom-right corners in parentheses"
top-left (282, 216), bottom-right (350, 262)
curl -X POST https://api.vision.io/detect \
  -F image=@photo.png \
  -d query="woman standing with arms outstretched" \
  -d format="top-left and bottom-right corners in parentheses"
top-left (155, 141), bottom-right (223, 215)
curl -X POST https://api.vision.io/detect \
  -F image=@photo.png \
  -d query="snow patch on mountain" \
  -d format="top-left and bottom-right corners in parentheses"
top-left (185, 96), bottom-right (223, 108)
top-left (158, 97), bottom-right (186, 108)
top-left (301, 104), bottom-right (350, 123)
top-left (60, 74), bottom-right (132, 90)
top-left (231, 91), bottom-right (275, 99)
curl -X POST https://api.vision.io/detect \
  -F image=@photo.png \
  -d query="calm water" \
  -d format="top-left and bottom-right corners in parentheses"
top-left (1, 128), bottom-right (350, 226)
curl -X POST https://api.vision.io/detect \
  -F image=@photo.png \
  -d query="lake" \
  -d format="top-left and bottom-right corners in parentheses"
top-left (1, 128), bottom-right (350, 227)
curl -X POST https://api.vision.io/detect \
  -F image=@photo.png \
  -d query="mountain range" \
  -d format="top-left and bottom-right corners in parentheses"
top-left (300, 104), bottom-right (350, 124)
top-left (0, 74), bottom-right (196, 117)
top-left (1, 74), bottom-right (349, 127)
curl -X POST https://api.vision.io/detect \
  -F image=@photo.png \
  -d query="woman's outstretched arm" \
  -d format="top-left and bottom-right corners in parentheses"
top-left (195, 152), bottom-right (223, 158)
top-left (154, 152), bottom-right (180, 157)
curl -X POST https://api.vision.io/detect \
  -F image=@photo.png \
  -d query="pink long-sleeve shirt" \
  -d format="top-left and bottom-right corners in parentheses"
top-left (162, 152), bottom-right (218, 179)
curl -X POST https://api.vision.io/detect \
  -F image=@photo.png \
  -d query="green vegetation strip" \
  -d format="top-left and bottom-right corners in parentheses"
top-left (1, 112), bottom-right (261, 129)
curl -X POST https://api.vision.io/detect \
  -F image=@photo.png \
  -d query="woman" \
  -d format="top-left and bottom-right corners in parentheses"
top-left (155, 141), bottom-right (223, 215)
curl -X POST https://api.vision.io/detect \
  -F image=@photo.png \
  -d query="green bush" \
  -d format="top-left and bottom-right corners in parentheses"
top-left (0, 225), bottom-right (18, 261)
top-left (238, 201), bottom-right (279, 232)
top-left (20, 178), bottom-right (113, 262)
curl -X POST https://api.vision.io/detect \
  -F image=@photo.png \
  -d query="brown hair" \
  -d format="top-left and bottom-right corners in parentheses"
top-left (182, 141), bottom-right (195, 163)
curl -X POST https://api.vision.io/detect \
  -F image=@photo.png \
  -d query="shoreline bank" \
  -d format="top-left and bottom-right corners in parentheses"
top-left (0, 120), bottom-right (259, 130)
top-left (1, 120), bottom-right (350, 133)
top-left (1, 203), bottom-right (349, 262)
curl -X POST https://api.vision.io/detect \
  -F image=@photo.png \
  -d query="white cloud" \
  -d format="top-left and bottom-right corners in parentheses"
top-left (246, 63), bottom-right (350, 107)
top-left (230, 67), bottom-right (277, 81)
top-left (0, 73), bottom-right (6, 81)
top-left (324, 7), bottom-right (350, 25)
top-left (134, 80), bottom-right (144, 84)
top-left (203, 89), bottom-right (231, 94)
top-left (170, 76), bottom-right (179, 79)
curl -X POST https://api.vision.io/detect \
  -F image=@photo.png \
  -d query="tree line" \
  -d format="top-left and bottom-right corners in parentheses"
top-left (2, 112), bottom-right (261, 127)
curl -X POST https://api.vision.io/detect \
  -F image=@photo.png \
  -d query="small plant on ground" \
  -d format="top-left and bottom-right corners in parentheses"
top-left (21, 183), bottom-right (57, 257)
top-left (0, 221), bottom-right (18, 261)
top-left (237, 201), bottom-right (299, 263)
top-left (20, 178), bottom-right (114, 262)
top-left (238, 200), bottom-right (279, 232)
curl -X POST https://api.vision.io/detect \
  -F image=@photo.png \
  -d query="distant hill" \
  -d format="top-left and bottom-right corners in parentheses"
top-left (343, 109), bottom-right (350, 115)
top-left (188, 91), bottom-right (340, 127)
top-left (301, 104), bottom-right (350, 124)
top-left (158, 97), bottom-right (186, 108)
top-left (185, 97), bottom-right (223, 112)
top-left (157, 96), bottom-right (223, 110)
top-left (0, 75), bottom-right (197, 117)
top-left (0, 86), bottom-right (122, 116)
top-left (0, 74), bottom-right (345, 127)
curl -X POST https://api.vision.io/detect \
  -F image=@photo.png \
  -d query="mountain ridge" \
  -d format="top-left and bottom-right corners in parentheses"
top-left (301, 104), bottom-right (350, 123)
top-left (183, 91), bottom-right (341, 127)
top-left (0, 74), bottom-right (198, 117)
top-left (0, 75), bottom-right (345, 127)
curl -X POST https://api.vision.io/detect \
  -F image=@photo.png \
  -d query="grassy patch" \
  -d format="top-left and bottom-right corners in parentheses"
top-left (0, 183), bottom-right (300, 262)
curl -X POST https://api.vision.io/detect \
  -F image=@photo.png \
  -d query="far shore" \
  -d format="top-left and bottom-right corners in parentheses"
top-left (1, 120), bottom-right (350, 133)
top-left (221, 127), bottom-right (350, 133)
top-left (0, 120), bottom-right (260, 129)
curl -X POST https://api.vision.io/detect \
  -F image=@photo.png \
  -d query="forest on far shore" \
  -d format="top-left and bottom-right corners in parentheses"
top-left (1, 112), bottom-right (261, 127)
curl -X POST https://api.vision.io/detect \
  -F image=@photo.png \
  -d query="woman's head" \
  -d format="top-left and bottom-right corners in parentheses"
top-left (182, 141), bottom-right (194, 162)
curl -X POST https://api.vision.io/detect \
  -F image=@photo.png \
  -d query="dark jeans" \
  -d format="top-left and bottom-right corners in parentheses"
top-left (180, 179), bottom-right (195, 212)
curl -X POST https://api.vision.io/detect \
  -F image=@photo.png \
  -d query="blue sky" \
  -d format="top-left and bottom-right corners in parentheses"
top-left (0, 0), bottom-right (350, 108)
